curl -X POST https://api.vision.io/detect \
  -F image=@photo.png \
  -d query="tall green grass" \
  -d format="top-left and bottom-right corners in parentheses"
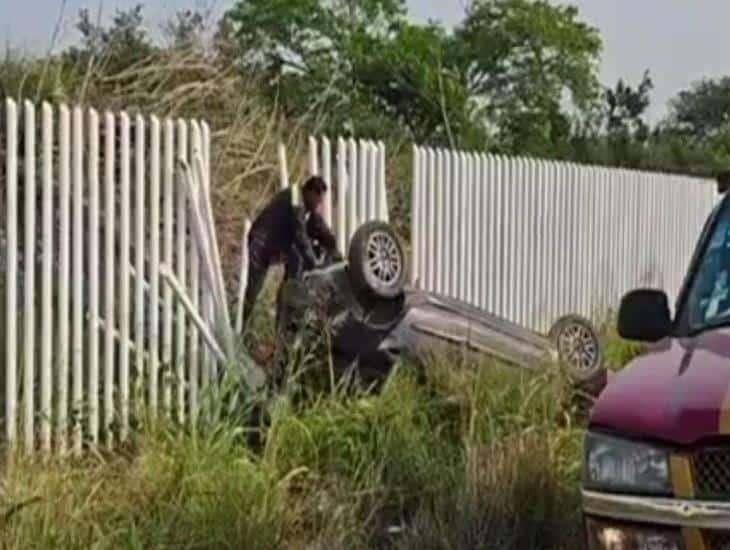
top-left (0, 354), bottom-right (586, 549)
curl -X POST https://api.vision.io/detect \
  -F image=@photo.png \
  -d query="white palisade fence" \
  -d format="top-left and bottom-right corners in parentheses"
top-left (411, 146), bottom-right (718, 334)
top-left (278, 136), bottom-right (388, 255)
top-left (1, 98), bottom-right (236, 454)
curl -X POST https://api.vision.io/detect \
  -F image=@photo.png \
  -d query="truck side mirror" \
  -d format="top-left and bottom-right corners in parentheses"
top-left (617, 289), bottom-right (672, 343)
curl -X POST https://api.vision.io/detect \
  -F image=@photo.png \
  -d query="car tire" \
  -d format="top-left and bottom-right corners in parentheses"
top-left (348, 221), bottom-right (407, 299)
top-left (549, 315), bottom-right (605, 384)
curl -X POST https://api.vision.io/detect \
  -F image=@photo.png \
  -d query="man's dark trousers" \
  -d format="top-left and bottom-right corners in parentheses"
top-left (241, 235), bottom-right (308, 334)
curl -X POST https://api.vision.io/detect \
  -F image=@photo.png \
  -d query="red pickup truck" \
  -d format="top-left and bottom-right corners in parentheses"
top-left (583, 191), bottom-right (730, 549)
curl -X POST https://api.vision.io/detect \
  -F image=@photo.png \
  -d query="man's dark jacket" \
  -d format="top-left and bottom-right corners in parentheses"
top-left (247, 187), bottom-right (338, 270)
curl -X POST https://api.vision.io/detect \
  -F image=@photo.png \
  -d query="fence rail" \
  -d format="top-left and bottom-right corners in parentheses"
top-left (2, 98), bottom-right (220, 454)
top-left (411, 146), bottom-right (718, 334)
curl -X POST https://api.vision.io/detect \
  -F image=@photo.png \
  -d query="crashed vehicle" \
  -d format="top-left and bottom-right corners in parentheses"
top-left (276, 220), bottom-right (605, 388)
top-left (582, 191), bottom-right (730, 549)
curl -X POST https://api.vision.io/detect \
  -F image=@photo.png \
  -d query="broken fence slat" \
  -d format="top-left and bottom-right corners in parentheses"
top-left (159, 264), bottom-right (227, 365)
top-left (235, 219), bottom-right (252, 334)
top-left (86, 312), bottom-right (151, 366)
top-left (278, 143), bottom-right (289, 190)
top-left (192, 154), bottom-right (233, 346)
top-left (179, 157), bottom-right (234, 357)
top-left (177, 159), bottom-right (224, 318)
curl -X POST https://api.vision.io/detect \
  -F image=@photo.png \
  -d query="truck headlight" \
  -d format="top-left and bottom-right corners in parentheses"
top-left (584, 432), bottom-right (671, 494)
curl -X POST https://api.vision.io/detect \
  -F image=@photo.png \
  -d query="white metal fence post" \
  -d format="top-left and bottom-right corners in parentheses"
top-left (119, 112), bottom-right (132, 442)
top-left (40, 103), bottom-right (54, 453)
top-left (162, 120), bottom-right (175, 414)
top-left (103, 111), bottom-right (115, 449)
top-left (23, 101), bottom-right (36, 454)
top-left (427, 149), bottom-right (437, 292)
top-left (337, 138), bottom-right (347, 254)
top-left (322, 137), bottom-right (332, 226)
top-left (378, 142), bottom-right (388, 223)
top-left (358, 140), bottom-right (368, 225)
top-left (189, 121), bottom-right (202, 427)
top-left (201, 123), bottom-right (216, 394)
top-left (5, 98), bottom-right (18, 450)
top-left (175, 120), bottom-right (188, 425)
top-left (279, 143), bottom-right (289, 190)
top-left (442, 151), bottom-right (452, 296)
top-left (134, 115), bottom-right (148, 420)
top-left (348, 139), bottom-right (358, 244)
top-left (434, 149), bottom-right (444, 293)
top-left (309, 136), bottom-right (319, 176)
top-left (368, 142), bottom-right (377, 222)
top-left (411, 146), bottom-right (421, 287)
top-left (72, 106), bottom-right (85, 454)
top-left (88, 109), bottom-right (100, 445)
top-left (467, 153), bottom-right (477, 306)
top-left (235, 219), bottom-right (252, 335)
top-left (149, 117), bottom-right (161, 418)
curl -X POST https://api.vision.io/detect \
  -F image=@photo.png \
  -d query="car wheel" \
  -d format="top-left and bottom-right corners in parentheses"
top-left (549, 315), bottom-right (604, 384)
top-left (348, 221), bottom-right (407, 299)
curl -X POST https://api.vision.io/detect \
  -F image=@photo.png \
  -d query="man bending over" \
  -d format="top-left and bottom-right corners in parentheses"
top-left (241, 176), bottom-right (339, 332)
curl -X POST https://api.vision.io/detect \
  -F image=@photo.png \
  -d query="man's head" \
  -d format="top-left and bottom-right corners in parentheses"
top-left (302, 176), bottom-right (328, 213)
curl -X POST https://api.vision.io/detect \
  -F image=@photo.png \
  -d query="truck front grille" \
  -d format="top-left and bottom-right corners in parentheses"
top-left (693, 447), bottom-right (730, 500)
top-left (703, 530), bottom-right (730, 550)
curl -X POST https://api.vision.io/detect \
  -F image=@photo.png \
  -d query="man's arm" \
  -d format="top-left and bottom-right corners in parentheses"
top-left (306, 212), bottom-right (338, 254)
top-left (291, 205), bottom-right (319, 270)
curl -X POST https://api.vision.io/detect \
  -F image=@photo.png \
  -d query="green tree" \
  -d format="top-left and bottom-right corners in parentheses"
top-left (667, 77), bottom-right (730, 140)
top-left (453, 0), bottom-right (603, 155)
top-left (226, 0), bottom-right (478, 143)
top-left (654, 77), bottom-right (730, 174)
top-left (601, 70), bottom-right (654, 166)
top-left (226, 0), bottom-right (601, 151)
top-left (605, 70), bottom-right (653, 141)
top-left (163, 9), bottom-right (206, 49)
top-left (64, 5), bottom-right (155, 74)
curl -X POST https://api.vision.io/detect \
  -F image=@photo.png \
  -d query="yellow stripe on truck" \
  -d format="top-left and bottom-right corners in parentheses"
top-left (670, 454), bottom-right (695, 499)
top-left (720, 387), bottom-right (730, 433)
top-left (682, 527), bottom-right (707, 550)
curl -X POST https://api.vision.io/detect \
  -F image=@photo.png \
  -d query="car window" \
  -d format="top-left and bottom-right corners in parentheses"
top-left (686, 200), bottom-right (730, 330)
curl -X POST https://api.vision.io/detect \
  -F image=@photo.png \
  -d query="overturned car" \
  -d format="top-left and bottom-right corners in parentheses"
top-left (275, 221), bottom-right (605, 388)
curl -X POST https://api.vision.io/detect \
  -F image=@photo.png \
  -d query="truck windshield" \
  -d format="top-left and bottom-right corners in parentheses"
top-left (686, 199), bottom-right (730, 332)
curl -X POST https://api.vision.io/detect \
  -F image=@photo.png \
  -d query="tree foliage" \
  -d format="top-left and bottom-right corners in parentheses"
top-left (605, 70), bottom-right (653, 141)
top-left (64, 5), bottom-right (155, 74)
top-left (453, 0), bottom-right (602, 154)
top-left (595, 70), bottom-right (655, 166)
top-left (226, 0), bottom-right (602, 152)
top-left (6, 0), bottom-right (728, 178)
top-left (668, 77), bottom-right (730, 140)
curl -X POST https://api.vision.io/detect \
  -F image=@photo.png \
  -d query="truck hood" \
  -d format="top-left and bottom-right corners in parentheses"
top-left (591, 328), bottom-right (730, 446)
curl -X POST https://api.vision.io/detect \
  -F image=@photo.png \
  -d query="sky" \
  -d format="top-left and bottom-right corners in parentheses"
top-left (3, 0), bottom-right (730, 123)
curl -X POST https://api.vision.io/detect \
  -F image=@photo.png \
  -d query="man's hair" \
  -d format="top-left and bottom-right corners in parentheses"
top-left (303, 176), bottom-right (328, 195)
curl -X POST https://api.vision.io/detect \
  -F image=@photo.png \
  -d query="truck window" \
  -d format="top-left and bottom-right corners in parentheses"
top-left (686, 199), bottom-right (730, 330)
